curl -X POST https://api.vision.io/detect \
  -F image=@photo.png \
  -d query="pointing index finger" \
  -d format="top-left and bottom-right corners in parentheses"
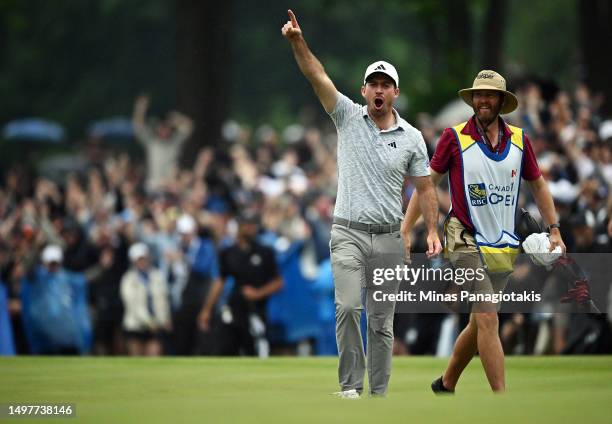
top-left (288, 9), bottom-right (298, 27)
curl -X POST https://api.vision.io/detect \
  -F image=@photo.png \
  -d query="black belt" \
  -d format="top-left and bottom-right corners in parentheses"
top-left (332, 216), bottom-right (401, 234)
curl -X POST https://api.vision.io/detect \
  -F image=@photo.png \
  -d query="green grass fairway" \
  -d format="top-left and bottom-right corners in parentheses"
top-left (1, 356), bottom-right (611, 423)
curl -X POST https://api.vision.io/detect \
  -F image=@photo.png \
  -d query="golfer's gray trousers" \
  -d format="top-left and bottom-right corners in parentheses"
top-left (330, 223), bottom-right (403, 396)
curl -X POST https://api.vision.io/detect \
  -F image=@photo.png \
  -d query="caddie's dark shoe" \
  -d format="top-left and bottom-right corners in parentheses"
top-left (431, 376), bottom-right (455, 395)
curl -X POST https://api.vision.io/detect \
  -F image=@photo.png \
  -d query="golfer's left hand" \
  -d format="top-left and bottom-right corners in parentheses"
top-left (548, 228), bottom-right (566, 254)
top-left (426, 231), bottom-right (443, 259)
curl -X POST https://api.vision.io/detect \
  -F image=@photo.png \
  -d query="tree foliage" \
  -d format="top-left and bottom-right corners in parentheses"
top-left (0, 0), bottom-right (175, 136)
top-left (0, 0), bottom-right (589, 144)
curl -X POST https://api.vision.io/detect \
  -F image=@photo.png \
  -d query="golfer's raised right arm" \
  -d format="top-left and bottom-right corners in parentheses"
top-left (282, 10), bottom-right (338, 113)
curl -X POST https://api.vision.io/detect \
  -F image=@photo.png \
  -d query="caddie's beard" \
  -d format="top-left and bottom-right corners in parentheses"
top-left (474, 103), bottom-right (501, 127)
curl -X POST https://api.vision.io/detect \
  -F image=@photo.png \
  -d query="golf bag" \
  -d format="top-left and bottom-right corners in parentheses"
top-left (516, 208), bottom-right (601, 314)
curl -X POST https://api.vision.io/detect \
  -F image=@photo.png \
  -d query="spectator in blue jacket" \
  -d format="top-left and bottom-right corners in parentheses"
top-left (0, 282), bottom-right (16, 355)
top-left (21, 245), bottom-right (92, 355)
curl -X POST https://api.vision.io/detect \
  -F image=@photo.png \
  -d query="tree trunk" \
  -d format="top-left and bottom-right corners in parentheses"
top-left (578, 0), bottom-right (612, 115)
top-left (446, 0), bottom-right (473, 82)
top-left (481, 0), bottom-right (507, 71)
top-left (176, 0), bottom-right (233, 167)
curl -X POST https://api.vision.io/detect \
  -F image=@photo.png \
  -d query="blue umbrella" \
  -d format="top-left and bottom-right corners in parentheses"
top-left (3, 118), bottom-right (65, 143)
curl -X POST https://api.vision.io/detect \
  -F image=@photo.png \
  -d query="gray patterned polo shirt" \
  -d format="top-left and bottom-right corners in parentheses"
top-left (329, 93), bottom-right (430, 224)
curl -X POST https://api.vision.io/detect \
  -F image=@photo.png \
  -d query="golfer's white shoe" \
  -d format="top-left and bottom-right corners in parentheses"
top-left (331, 389), bottom-right (360, 399)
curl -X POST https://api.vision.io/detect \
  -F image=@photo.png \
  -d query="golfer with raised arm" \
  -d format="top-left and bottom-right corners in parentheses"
top-left (282, 10), bottom-right (441, 398)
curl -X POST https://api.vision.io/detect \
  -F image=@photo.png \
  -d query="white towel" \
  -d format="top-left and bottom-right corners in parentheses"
top-left (522, 232), bottom-right (563, 269)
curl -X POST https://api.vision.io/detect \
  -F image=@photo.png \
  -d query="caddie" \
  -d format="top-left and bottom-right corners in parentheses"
top-left (401, 70), bottom-right (566, 393)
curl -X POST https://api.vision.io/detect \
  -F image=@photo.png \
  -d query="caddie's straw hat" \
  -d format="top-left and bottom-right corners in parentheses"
top-left (458, 70), bottom-right (518, 114)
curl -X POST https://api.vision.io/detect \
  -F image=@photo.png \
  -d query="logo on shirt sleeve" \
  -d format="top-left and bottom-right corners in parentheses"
top-left (468, 183), bottom-right (488, 206)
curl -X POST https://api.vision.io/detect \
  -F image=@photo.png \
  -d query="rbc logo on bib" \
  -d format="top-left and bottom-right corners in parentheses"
top-left (468, 183), bottom-right (488, 206)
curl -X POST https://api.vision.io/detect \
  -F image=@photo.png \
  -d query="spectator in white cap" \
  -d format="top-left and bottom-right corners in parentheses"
top-left (41, 245), bottom-right (63, 272)
top-left (177, 213), bottom-right (197, 238)
top-left (120, 242), bottom-right (170, 356)
top-left (599, 120), bottom-right (612, 142)
top-left (20, 245), bottom-right (92, 354)
top-left (165, 214), bottom-right (221, 355)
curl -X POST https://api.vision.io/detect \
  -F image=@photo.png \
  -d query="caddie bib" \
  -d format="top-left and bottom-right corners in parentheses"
top-left (450, 121), bottom-right (524, 273)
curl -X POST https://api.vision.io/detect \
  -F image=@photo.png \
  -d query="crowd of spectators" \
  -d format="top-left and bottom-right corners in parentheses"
top-left (1, 80), bottom-right (611, 357)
